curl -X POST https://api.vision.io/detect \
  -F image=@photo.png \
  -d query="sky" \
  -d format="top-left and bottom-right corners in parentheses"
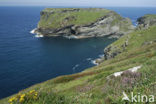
top-left (0, 0), bottom-right (156, 7)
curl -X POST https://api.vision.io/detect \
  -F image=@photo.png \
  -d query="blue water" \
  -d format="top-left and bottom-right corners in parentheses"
top-left (0, 7), bottom-right (156, 99)
top-left (105, 7), bottom-right (156, 25)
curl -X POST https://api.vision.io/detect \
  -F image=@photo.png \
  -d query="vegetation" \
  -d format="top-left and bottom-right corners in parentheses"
top-left (8, 90), bottom-right (38, 104)
top-left (1, 26), bottom-right (156, 103)
top-left (38, 8), bottom-right (122, 29)
top-left (142, 14), bottom-right (156, 19)
top-left (137, 14), bottom-right (156, 27)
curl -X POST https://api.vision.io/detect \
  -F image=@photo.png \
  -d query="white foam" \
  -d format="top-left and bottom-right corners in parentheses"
top-left (91, 60), bottom-right (99, 65)
top-left (72, 64), bottom-right (79, 70)
top-left (86, 58), bottom-right (92, 61)
top-left (99, 54), bottom-right (104, 58)
top-left (64, 35), bottom-right (78, 39)
top-left (35, 34), bottom-right (44, 38)
top-left (30, 28), bottom-right (36, 34)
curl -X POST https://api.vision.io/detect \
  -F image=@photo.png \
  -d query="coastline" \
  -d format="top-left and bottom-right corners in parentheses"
top-left (30, 28), bottom-right (44, 38)
top-left (0, 7), bottom-right (156, 103)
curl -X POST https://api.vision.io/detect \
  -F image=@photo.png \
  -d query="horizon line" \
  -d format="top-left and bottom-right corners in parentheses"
top-left (0, 5), bottom-right (156, 8)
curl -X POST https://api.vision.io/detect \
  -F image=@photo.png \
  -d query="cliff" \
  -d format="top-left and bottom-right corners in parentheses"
top-left (35, 8), bottom-right (134, 39)
top-left (97, 14), bottom-right (156, 62)
top-left (137, 14), bottom-right (156, 29)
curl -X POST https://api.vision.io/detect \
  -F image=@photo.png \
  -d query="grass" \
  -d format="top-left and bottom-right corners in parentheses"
top-left (38, 8), bottom-right (124, 29)
top-left (0, 26), bottom-right (156, 104)
top-left (142, 14), bottom-right (156, 19)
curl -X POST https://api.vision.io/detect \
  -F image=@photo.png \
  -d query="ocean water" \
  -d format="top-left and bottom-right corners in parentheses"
top-left (0, 7), bottom-right (156, 99)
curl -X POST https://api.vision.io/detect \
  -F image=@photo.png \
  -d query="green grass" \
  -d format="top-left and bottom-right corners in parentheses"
top-left (143, 14), bottom-right (156, 19)
top-left (0, 26), bottom-right (156, 104)
top-left (38, 8), bottom-right (121, 29)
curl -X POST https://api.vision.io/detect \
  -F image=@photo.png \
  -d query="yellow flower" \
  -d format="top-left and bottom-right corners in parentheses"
top-left (16, 93), bottom-right (22, 99)
top-left (35, 92), bottom-right (38, 96)
top-left (20, 94), bottom-right (25, 98)
top-left (9, 90), bottom-right (39, 104)
top-left (9, 98), bottom-right (13, 102)
top-left (9, 97), bottom-right (17, 103)
top-left (29, 90), bottom-right (35, 94)
top-left (19, 97), bottom-right (24, 103)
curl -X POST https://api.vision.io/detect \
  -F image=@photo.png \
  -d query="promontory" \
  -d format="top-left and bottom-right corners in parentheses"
top-left (34, 8), bottom-right (134, 39)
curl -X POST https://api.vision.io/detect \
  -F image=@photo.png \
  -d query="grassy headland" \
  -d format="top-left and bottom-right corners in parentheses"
top-left (38, 8), bottom-right (113, 28)
top-left (36, 8), bottom-right (134, 38)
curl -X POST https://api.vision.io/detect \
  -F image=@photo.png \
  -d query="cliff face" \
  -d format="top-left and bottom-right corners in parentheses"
top-left (35, 8), bottom-right (134, 39)
top-left (137, 14), bottom-right (156, 29)
top-left (101, 14), bottom-right (156, 62)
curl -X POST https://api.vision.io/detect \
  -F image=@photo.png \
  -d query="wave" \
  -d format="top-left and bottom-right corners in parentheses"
top-left (35, 34), bottom-right (44, 38)
top-left (98, 54), bottom-right (104, 58)
top-left (88, 54), bottom-right (104, 65)
top-left (30, 28), bottom-right (36, 34)
top-left (72, 64), bottom-right (79, 70)
top-left (86, 58), bottom-right (92, 61)
top-left (63, 35), bottom-right (78, 39)
top-left (91, 60), bottom-right (99, 65)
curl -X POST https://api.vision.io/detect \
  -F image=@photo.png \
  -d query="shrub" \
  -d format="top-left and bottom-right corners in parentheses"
top-left (8, 90), bottom-right (38, 104)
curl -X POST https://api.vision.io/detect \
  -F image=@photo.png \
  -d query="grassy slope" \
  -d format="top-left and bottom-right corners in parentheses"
top-left (38, 8), bottom-right (123, 29)
top-left (142, 14), bottom-right (156, 19)
top-left (1, 26), bottom-right (156, 104)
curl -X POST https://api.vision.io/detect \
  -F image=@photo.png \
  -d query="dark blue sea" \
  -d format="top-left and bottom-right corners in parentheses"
top-left (0, 7), bottom-right (156, 99)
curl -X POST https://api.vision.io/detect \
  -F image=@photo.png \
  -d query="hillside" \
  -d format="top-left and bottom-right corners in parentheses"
top-left (137, 14), bottom-right (156, 29)
top-left (0, 15), bottom-right (156, 104)
top-left (34, 8), bottom-right (134, 39)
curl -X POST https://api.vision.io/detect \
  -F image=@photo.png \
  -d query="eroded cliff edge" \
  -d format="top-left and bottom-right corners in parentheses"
top-left (95, 14), bottom-right (156, 63)
top-left (34, 8), bottom-right (134, 39)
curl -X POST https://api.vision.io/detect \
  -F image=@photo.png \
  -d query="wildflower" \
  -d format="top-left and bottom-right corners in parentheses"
top-left (20, 94), bottom-right (25, 98)
top-left (8, 90), bottom-right (39, 104)
top-left (35, 92), bottom-right (38, 96)
top-left (19, 97), bottom-right (24, 103)
top-left (29, 90), bottom-right (35, 94)
top-left (8, 97), bottom-right (17, 104)
top-left (9, 98), bottom-right (13, 102)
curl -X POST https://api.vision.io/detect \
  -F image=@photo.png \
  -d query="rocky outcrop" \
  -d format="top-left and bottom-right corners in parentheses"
top-left (35, 8), bottom-right (134, 39)
top-left (137, 14), bottom-right (156, 29)
top-left (104, 46), bottom-right (122, 60)
top-left (142, 39), bottom-right (156, 46)
top-left (102, 36), bottom-right (129, 61)
top-left (97, 14), bottom-right (156, 63)
top-left (94, 37), bottom-right (129, 64)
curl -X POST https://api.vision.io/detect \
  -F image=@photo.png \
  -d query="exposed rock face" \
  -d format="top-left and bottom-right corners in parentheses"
top-left (35, 8), bottom-right (134, 39)
top-left (103, 37), bottom-right (129, 61)
top-left (137, 14), bottom-right (156, 29)
top-left (104, 46), bottom-right (122, 60)
top-left (94, 37), bottom-right (129, 64)
top-left (100, 14), bottom-right (156, 62)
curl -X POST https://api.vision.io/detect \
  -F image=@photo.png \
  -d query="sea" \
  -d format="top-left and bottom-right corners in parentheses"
top-left (0, 6), bottom-right (156, 99)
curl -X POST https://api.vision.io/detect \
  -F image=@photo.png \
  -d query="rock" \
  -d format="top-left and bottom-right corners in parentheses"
top-left (137, 14), bottom-right (156, 29)
top-left (104, 45), bottom-right (122, 60)
top-left (35, 8), bottom-right (134, 39)
top-left (142, 39), bottom-right (156, 46)
top-left (107, 65), bottom-right (142, 79)
top-left (103, 36), bottom-right (130, 61)
top-left (94, 14), bottom-right (156, 64)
